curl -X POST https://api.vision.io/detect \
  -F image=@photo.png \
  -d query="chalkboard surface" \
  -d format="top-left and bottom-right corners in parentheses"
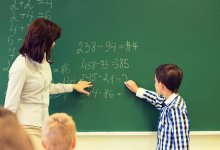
top-left (0, 0), bottom-right (220, 131)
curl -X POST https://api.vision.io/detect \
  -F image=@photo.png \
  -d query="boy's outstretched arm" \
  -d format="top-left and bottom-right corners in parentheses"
top-left (124, 80), bottom-right (165, 110)
top-left (124, 80), bottom-right (139, 93)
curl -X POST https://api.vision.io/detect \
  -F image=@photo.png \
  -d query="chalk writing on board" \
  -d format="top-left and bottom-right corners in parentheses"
top-left (2, 0), bottom-right (53, 72)
top-left (51, 60), bottom-right (130, 100)
top-left (90, 87), bottom-right (122, 99)
top-left (75, 41), bottom-right (138, 54)
top-left (3, 0), bottom-right (18, 72)
top-left (53, 40), bottom-right (139, 99)
top-left (80, 58), bottom-right (130, 71)
top-left (80, 73), bottom-right (128, 84)
top-left (52, 63), bottom-right (127, 99)
top-left (74, 41), bottom-right (138, 99)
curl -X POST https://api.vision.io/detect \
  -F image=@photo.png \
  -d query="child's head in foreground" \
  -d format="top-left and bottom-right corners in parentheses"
top-left (41, 113), bottom-right (76, 150)
top-left (155, 64), bottom-right (183, 95)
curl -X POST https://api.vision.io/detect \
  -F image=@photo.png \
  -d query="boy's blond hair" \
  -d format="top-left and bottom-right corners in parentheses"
top-left (41, 113), bottom-right (76, 150)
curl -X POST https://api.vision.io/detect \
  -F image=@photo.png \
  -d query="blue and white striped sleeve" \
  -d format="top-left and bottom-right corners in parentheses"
top-left (169, 107), bottom-right (190, 150)
top-left (136, 88), bottom-right (165, 110)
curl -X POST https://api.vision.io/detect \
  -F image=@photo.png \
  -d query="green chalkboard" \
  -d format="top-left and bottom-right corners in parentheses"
top-left (1, 0), bottom-right (220, 132)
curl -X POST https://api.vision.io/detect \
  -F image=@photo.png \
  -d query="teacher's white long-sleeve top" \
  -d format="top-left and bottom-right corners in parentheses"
top-left (4, 54), bottom-right (73, 127)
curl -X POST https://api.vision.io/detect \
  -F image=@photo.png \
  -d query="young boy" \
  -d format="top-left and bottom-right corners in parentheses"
top-left (41, 113), bottom-right (76, 150)
top-left (125, 64), bottom-right (190, 150)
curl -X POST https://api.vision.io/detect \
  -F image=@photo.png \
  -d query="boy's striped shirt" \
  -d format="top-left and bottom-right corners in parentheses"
top-left (136, 88), bottom-right (190, 150)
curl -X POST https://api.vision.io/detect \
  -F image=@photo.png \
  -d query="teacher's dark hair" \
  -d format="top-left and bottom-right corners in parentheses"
top-left (19, 18), bottom-right (61, 63)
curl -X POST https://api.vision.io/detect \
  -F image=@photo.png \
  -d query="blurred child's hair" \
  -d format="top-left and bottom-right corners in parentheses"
top-left (42, 113), bottom-right (76, 150)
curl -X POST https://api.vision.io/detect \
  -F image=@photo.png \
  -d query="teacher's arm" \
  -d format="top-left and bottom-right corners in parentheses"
top-left (50, 80), bottom-right (93, 95)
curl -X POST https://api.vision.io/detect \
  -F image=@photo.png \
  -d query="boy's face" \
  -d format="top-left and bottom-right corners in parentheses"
top-left (155, 76), bottom-right (163, 95)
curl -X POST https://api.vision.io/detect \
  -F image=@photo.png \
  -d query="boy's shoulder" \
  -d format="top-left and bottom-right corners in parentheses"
top-left (169, 95), bottom-right (187, 111)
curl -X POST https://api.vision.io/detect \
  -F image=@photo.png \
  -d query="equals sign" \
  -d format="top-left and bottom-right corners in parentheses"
top-left (36, 0), bottom-right (44, 4)
top-left (117, 78), bottom-right (121, 82)
top-left (53, 69), bottom-right (59, 73)
top-left (118, 45), bottom-right (124, 48)
top-left (37, 13), bottom-right (44, 18)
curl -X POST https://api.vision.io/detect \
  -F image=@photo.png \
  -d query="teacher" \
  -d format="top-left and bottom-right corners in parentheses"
top-left (4, 18), bottom-right (92, 150)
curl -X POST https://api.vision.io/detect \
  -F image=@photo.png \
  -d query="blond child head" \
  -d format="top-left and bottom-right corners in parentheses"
top-left (41, 113), bottom-right (76, 150)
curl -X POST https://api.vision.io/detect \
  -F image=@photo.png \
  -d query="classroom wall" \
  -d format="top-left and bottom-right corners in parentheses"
top-left (75, 132), bottom-right (220, 150)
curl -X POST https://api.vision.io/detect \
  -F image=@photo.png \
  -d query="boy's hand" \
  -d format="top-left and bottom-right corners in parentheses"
top-left (73, 80), bottom-right (93, 95)
top-left (124, 80), bottom-right (139, 93)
